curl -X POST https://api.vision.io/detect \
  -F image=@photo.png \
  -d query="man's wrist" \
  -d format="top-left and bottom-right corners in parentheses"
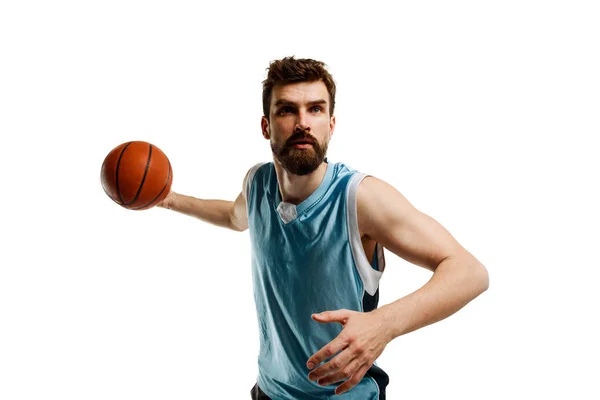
top-left (158, 192), bottom-right (176, 209)
top-left (373, 304), bottom-right (404, 342)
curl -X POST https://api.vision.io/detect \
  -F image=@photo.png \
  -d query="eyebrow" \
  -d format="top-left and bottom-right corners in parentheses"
top-left (274, 99), bottom-right (328, 107)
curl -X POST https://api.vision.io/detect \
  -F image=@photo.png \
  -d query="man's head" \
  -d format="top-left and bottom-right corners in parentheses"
top-left (261, 57), bottom-right (337, 176)
top-left (262, 57), bottom-right (336, 120)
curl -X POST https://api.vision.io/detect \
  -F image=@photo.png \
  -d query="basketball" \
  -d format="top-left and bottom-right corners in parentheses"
top-left (101, 141), bottom-right (173, 210)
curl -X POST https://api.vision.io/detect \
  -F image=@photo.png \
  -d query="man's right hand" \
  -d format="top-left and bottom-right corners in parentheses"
top-left (157, 191), bottom-right (176, 209)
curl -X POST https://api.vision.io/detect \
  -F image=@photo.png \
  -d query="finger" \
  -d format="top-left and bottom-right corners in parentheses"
top-left (311, 309), bottom-right (351, 325)
top-left (307, 335), bottom-right (350, 370)
top-left (308, 346), bottom-right (354, 382)
top-left (335, 362), bottom-right (372, 396)
top-left (316, 356), bottom-right (363, 387)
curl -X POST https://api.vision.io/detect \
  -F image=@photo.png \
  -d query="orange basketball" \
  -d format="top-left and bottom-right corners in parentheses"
top-left (101, 141), bottom-right (173, 210)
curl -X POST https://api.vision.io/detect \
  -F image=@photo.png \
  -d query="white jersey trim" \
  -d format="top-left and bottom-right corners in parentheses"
top-left (245, 162), bottom-right (268, 213)
top-left (346, 173), bottom-right (384, 296)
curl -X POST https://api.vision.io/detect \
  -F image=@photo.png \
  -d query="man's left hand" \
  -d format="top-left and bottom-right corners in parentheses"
top-left (306, 309), bottom-right (393, 395)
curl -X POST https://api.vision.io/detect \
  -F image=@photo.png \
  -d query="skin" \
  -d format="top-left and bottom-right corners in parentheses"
top-left (261, 81), bottom-right (335, 204)
top-left (158, 80), bottom-right (489, 396)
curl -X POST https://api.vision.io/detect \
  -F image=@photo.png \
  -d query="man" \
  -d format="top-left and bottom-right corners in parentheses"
top-left (158, 57), bottom-right (489, 399)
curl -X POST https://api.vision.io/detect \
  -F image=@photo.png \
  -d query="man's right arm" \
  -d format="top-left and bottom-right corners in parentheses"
top-left (156, 170), bottom-right (250, 232)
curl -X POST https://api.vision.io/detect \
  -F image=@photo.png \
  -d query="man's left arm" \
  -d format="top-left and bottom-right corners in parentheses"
top-left (306, 176), bottom-right (489, 394)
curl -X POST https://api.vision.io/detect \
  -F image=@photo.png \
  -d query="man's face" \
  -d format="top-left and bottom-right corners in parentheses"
top-left (262, 80), bottom-right (336, 176)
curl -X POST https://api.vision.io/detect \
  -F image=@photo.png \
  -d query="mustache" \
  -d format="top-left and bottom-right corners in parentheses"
top-left (286, 131), bottom-right (317, 146)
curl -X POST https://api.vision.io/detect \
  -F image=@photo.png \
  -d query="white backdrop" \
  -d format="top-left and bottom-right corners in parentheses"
top-left (1, 1), bottom-right (599, 399)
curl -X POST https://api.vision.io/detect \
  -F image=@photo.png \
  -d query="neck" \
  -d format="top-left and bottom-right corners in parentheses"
top-left (273, 159), bottom-right (329, 205)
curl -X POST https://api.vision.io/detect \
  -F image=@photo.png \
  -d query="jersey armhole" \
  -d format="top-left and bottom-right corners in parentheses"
top-left (245, 162), bottom-right (268, 212)
top-left (346, 173), bottom-right (384, 297)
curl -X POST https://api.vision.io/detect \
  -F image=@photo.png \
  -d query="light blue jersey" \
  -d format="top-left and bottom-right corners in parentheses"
top-left (245, 160), bottom-right (389, 399)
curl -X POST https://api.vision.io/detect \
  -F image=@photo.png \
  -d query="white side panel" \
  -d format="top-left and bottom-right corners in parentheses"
top-left (245, 162), bottom-right (268, 212)
top-left (346, 173), bottom-right (384, 296)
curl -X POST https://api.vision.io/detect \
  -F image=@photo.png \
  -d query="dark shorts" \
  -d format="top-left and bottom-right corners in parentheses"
top-left (250, 376), bottom-right (388, 399)
top-left (250, 383), bottom-right (271, 399)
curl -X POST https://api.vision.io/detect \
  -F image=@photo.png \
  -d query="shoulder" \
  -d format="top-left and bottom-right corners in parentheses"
top-left (355, 175), bottom-right (477, 271)
top-left (329, 161), bottom-right (360, 189)
top-left (243, 162), bottom-right (270, 199)
top-left (356, 175), bottom-right (417, 237)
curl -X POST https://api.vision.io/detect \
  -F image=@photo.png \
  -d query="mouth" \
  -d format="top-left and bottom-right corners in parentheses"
top-left (291, 143), bottom-right (313, 149)
top-left (290, 139), bottom-right (314, 149)
top-left (290, 138), bottom-right (315, 146)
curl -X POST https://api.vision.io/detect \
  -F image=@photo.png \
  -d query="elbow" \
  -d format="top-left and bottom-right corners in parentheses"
top-left (228, 211), bottom-right (248, 232)
top-left (228, 219), bottom-right (248, 232)
top-left (234, 225), bottom-right (248, 233)
top-left (474, 262), bottom-right (490, 295)
top-left (458, 251), bottom-right (489, 295)
top-left (451, 253), bottom-right (490, 295)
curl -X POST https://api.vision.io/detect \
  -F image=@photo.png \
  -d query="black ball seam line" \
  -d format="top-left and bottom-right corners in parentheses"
top-left (115, 142), bottom-right (133, 205)
top-left (131, 157), bottom-right (172, 210)
top-left (124, 143), bottom-right (153, 206)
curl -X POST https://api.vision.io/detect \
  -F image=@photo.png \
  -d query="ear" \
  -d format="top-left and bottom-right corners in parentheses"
top-left (261, 116), bottom-right (270, 140)
top-left (329, 115), bottom-right (336, 139)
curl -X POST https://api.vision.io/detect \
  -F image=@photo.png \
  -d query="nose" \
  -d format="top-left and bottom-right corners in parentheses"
top-left (295, 110), bottom-right (310, 133)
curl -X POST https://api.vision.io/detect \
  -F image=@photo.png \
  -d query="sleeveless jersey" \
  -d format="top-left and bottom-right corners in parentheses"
top-left (245, 160), bottom-right (390, 400)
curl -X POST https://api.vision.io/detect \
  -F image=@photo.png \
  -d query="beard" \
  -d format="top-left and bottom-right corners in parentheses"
top-left (271, 131), bottom-right (328, 176)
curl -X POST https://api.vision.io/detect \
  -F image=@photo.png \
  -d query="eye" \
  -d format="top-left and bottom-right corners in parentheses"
top-left (278, 106), bottom-right (294, 115)
top-left (310, 106), bottom-right (323, 113)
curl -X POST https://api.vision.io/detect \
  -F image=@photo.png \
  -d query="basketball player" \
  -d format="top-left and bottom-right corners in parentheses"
top-left (157, 57), bottom-right (489, 399)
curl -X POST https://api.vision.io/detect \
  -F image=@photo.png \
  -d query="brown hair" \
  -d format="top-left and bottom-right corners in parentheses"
top-left (262, 56), bottom-right (336, 120)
